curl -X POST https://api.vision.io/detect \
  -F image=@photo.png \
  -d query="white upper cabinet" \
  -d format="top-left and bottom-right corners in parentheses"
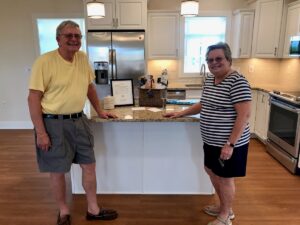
top-left (147, 11), bottom-right (179, 59)
top-left (283, 0), bottom-right (300, 58)
top-left (252, 0), bottom-right (284, 58)
top-left (231, 9), bottom-right (255, 58)
top-left (83, 0), bottom-right (147, 30)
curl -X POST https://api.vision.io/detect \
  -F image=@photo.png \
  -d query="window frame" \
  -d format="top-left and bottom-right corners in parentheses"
top-left (32, 13), bottom-right (86, 57)
top-left (179, 11), bottom-right (232, 78)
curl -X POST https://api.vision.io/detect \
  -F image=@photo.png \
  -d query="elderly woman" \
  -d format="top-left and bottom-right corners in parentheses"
top-left (164, 42), bottom-right (251, 225)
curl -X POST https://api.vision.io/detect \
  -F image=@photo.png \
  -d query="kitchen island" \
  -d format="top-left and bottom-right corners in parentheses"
top-left (70, 105), bottom-right (214, 195)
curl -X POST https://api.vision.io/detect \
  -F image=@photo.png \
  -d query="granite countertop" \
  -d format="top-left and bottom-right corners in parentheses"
top-left (166, 83), bottom-right (270, 92)
top-left (91, 105), bottom-right (200, 123)
top-left (167, 82), bottom-right (203, 90)
top-left (91, 85), bottom-right (271, 123)
top-left (251, 86), bottom-right (272, 93)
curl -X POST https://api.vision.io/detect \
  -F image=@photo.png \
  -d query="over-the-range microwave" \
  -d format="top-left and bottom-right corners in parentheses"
top-left (290, 36), bottom-right (300, 56)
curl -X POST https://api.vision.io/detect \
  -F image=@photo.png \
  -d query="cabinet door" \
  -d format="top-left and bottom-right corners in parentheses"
top-left (115, 0), bottom-right (147, 29)
top-left (283, 2), bottom-right (300, 57)
top-left (252, 0), bottom-right (283, 58)
top-left (84, 0), bottom-right (115, 30)
top-left (254, 91), bottom-right (270, 141)
top-left (232, 10), bottom-right (255, 58)
top-left (83, 0), bottom-right (146, 30)
top-left (249, 90), bottom-right (257, 133)
top-left (147, 12), bottom-right (179, 59)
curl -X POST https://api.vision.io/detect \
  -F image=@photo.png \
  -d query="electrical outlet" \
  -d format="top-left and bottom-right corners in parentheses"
top-left (248, 65), bottom-right (254, 73)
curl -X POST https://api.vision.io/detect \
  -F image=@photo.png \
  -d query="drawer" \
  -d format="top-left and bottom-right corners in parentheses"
top-left (186, 89), bottom-right (202, 99)
top-left (167, 90), bottom-right (186, 99)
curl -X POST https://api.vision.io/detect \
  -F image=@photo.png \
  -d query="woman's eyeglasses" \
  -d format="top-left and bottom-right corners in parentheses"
top-left (60, 33), bottom-right (82, 39)
top-left (206, 57), bottom-right (225, 64)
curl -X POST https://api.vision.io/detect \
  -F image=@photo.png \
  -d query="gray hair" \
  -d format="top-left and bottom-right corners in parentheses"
top-left (56, 20), bottom-right (80, 37)
top-left (205, 42), bottom-right (232, 65)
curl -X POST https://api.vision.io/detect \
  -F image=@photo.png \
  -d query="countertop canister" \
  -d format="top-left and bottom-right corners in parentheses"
top-left (103, 96), bottom-right (115, 110)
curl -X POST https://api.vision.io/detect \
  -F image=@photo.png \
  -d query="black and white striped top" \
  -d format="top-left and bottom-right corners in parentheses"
top-left (200, 71), bottom-right (252, 147)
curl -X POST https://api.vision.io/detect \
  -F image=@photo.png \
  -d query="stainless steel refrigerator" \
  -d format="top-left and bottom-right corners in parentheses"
top-left (87, 30), bottom-right (145, 86)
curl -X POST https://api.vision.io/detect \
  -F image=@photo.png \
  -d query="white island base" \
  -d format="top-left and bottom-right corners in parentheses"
top-left (70, 122), bottom-right (214, 195)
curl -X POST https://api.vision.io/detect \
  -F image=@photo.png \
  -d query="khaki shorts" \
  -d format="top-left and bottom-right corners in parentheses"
top-left (35, 115), bottom-right (95, 173)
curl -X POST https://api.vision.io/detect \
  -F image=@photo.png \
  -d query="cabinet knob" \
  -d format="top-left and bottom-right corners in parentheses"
top-left (274, 47), bottom-right (277, 56)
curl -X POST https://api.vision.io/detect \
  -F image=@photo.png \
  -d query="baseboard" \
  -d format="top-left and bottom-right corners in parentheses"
top-left (0, 121), bottom-right (33, 129)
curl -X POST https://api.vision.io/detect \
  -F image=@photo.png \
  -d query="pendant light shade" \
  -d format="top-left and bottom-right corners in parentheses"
top-left (180, 0), bottom-right (199, 17)
top-left (87, 0), bottom-right (105, 19)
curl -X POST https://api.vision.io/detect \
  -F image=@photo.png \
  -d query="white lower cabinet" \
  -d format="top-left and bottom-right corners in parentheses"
top-left (249, 90), bottom-right (257, 133)
top-left (70, 122), bottom-right (213, 194)
top-left (253, 90), bottom-right (270, 142)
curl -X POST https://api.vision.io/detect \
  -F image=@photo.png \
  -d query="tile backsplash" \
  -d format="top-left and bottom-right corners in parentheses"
top-left (148, 58), bottom-right (300, 91)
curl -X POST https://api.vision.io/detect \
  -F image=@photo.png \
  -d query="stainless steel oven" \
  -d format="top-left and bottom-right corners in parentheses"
top-left (267, 91), bottom-right (300, 175)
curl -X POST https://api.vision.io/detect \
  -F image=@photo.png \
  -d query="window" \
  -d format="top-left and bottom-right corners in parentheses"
top-left (35, 18), bottom-right (86, 55)
top-left (181, 14), bottom-right (230, 77)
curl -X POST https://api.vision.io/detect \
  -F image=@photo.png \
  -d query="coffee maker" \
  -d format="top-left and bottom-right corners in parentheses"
top-left (94, 61), bottom-right (108, 84)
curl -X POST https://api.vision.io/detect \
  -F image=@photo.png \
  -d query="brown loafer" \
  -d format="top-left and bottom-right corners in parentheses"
top-left (57, 214), bottom-right (71, 225)
top-left (86, 208), bottom-right (118, 220)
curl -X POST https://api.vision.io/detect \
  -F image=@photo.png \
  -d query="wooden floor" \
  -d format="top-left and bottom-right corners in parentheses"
top-left (0, 130), bottom-right (299, 225)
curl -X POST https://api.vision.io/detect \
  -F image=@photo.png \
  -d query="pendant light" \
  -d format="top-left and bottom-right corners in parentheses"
top-left (87, 0), bottom-right (105, 19)
top-left (180, 0), bottom-right (199, 17)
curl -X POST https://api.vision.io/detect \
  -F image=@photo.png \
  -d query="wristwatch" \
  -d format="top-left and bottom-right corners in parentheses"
top-left (226, 141), bottom-right (235, 148)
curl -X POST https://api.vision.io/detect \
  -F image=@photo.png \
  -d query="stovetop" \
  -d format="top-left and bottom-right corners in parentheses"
top-left (270, 90), bottom-right (300, 105)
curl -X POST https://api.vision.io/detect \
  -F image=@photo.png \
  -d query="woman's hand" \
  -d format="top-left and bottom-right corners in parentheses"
top-left (220, 145), bottom-right (233, 160)
top-left (98, 111), bottom-right (118, 119)
top-left (163, 111), bottom-right (183, 118)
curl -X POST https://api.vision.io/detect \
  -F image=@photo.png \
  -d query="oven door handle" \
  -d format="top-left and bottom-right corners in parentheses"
top-left (271, 100), bottom-right (300, 113)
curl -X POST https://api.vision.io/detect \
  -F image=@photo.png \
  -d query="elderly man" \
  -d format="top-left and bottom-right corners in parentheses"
top-left (28, 20), bottom-right (118, 225)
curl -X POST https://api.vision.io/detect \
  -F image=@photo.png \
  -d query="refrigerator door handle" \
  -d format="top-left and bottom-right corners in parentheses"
top-left (108, 49), bottom-right (113, 80)
top-left (112, 49), bottom-right (117, 79)
top-left (109, 49), bottom-right (113, 64)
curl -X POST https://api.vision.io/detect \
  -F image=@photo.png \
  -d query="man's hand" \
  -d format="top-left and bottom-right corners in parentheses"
top-left (36, 133), bottom-right (51, 151)
top-left (98, 111), bottom-right (118, 119)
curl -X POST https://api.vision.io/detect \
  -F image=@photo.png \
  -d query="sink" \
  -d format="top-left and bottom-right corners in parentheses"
top-left (185, 84), bottom-right (202, 87)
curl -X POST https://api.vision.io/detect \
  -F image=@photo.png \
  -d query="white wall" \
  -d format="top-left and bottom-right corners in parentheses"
top-left (1, 0), bottom-right (299, 128)
top-left (0, 0), bottom-right (83, 128)
top-left (0, 0), bottom-right (248, 128)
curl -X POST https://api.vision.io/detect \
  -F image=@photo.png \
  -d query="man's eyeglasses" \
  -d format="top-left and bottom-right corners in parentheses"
top-left (206, 57), bottom-right (225, 64)
top-left (60, 33), bottom-right (82, 39)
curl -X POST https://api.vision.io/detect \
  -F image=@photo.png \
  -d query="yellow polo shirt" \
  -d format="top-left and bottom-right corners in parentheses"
top-left (29, 49), bottom-right (95, 114)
